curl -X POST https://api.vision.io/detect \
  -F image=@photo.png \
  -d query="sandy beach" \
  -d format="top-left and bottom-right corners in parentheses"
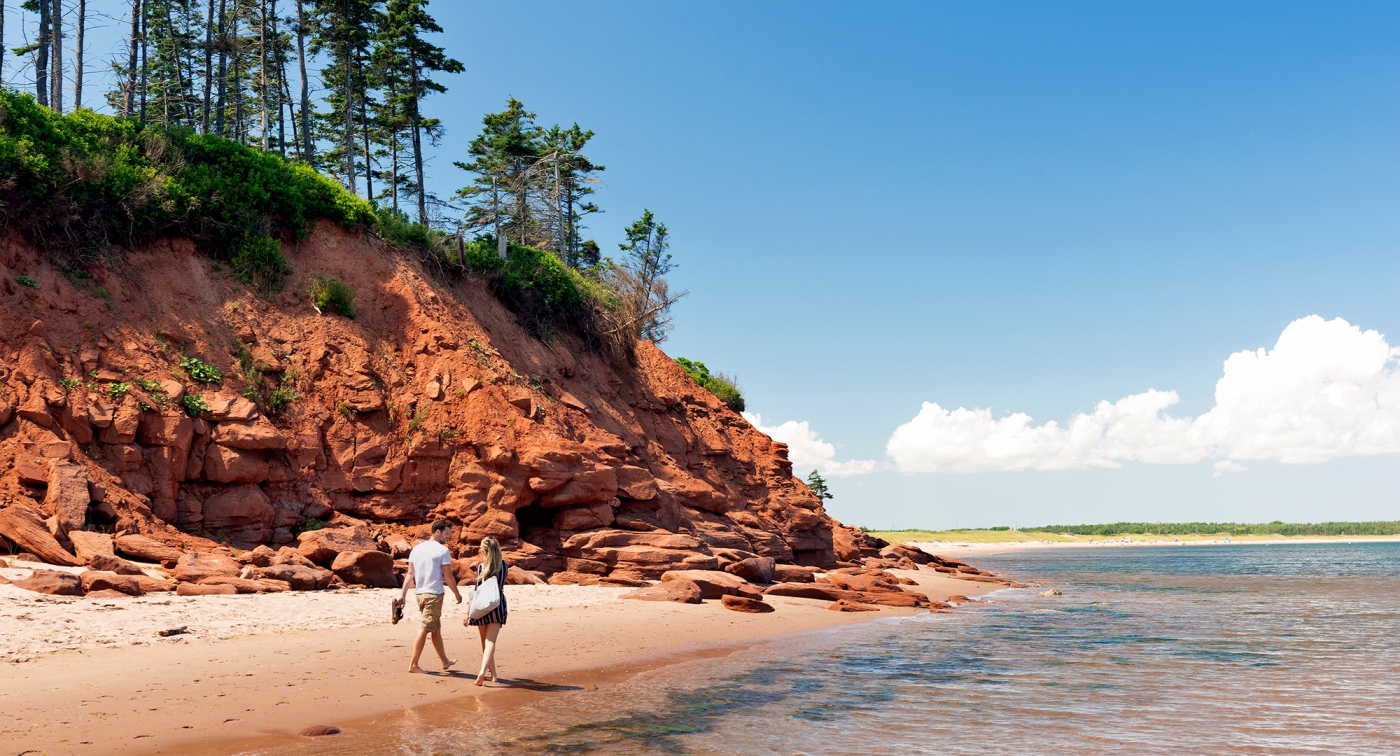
top-left (0, 562), bottom-right (1000, 755)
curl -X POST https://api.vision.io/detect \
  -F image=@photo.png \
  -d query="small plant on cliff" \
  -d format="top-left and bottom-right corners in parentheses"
top-left (805, 470), bottom-right (834, 504)
top-left (59, 377), bottom-right (82, 390)
top-left (675, 358), bottom-right (745, 412)
top-left (302, 518), bottom-right (328, 532)
top-left (182, 394), bottom-right (210, 418)
top-left (108, 382), bottom-right (131, 401)
top-left (337, 402), bottom-right (357, 420)
top-left (268, 378), bottom-right (299, 414)
top-left (14, 274), bottom-right (39, 289)
top-left (437, 427), bottom-right (458, 443)
top-left (179, 356), bottom-right (223, 384)
top-left (309, 274), bottom-right (356, 318)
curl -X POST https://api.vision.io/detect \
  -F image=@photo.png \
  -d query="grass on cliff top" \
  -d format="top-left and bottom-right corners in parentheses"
top-left (868, 521), bottom-right (1400, 545)
top-left (0, 90), bottom-right (374, 288)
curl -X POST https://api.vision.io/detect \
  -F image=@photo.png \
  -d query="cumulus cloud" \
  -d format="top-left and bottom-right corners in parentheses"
top-left (741, 412), bottom-right (883, 477)
top-left (886, 316), bottom-right (1400, 473)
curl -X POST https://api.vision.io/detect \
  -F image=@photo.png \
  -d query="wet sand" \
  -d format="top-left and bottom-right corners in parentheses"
top-left (0, 567), bottom-right (996, 755)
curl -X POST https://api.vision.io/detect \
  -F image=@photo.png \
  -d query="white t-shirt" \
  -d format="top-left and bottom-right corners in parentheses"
top-left (408, 539), bottom-right (453, 595)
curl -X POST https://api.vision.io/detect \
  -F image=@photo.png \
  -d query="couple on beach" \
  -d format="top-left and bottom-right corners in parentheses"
top-left (392, 521), bottom-right (508, 686)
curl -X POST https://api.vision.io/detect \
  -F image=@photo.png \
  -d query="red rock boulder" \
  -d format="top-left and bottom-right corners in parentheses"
top-left (81, 571), bottom-right (145, 596)
top-left (253, 563), bottom-right (334, 590)
top-left (173, 552), bottom-right (242, 582)
top-left (0, 505), bottom-right (81, 566)
top-left (330, 550), bottom-right (397, 588)
top-left (620, 580), bottom-right (702, 604)
top-left (177, 582), bottom-right (238, 596)
top-left (829, 599), bottom-right (880, 612)
top-left (13, 569), bottom-right (84, 595)
top-left (68, 531), bottom-right (115, 565)
top-left (720, 594), bottom-right (775, 613)
top-left (724, 557), bottom-right (776, 584)
top-left (114, 534), bottom-right (184, 564)
top-left (297, 527), bottom-right (377, 565)
top-left (660, 569), bottom-right (751, 600)
top-left (88, 553), bottom-right (147, 575)
top-left (771, 564), bottom-right (819, 583)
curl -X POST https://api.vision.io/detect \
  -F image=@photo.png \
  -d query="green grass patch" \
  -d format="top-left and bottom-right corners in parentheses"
top-left (675, 358), bottom-right (745, 412)
top-left (309, 274), bottom-right (355, 318)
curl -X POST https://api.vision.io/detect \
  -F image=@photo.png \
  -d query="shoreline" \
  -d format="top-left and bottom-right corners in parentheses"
top-left (0, 567), bottom-right (1001, 755)
top-left (903, 534), bottom-right (1400, 555)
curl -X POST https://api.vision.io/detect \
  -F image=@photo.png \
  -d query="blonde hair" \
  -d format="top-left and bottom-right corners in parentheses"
top-left (478, 537), bottom-right (503, 583)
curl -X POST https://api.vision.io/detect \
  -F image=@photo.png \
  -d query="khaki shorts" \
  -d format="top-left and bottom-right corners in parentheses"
top-left (417, 593), bottom-right (445, 631)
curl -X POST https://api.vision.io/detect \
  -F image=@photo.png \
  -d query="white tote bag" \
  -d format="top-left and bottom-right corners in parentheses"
top-left (468, 568), bottom-right (502, 620)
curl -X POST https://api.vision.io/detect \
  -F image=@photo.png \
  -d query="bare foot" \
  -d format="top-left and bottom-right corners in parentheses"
top-left (474, 674), bottom-right (486, 687)
top-left (409, 665), bottom-right (427, 674)
top-left (442, 659), bottom-right (456, 671)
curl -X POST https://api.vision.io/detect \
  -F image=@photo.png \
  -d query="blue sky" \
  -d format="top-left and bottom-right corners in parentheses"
top-left (9, 2), bottom-right (1399, 527)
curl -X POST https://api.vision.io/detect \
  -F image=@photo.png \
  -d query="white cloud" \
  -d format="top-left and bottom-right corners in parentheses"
top-left (741, 412), bottom-right (883, 477)
top-left (1213, 460), bottom-right (1248, 476)
top-left (886, 316), bottom-right (1400, 473)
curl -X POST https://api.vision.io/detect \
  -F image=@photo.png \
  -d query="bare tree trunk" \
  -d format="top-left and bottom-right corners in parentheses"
top-left (233, 14), bottom-right (244, 142)
top-left (409, 66), bottom-right (427, 225)
top-left (37, 0), bottom-right (50, 107)
top-left (493, 177), bottom-right (504, 259)
top-left (0, 0), bottom-right (5, 88)
top-left (273, 0), bottom-right (285, 156)
top-left (74, 0), bottom-right (85, 109)
top-left (123, 0), bottom-right (138, 114)
top-left (296, 0), bottom-right (312, 160)
top-left (342, 0), bottom-right (355, 194)
top-left (51, 0), bottom-right (64, 114)
top-left (360, 74), bottom-right (372, 202)
top-left (203, 0), bottom-right (214, 130)
top-left (554, 156), bottom-right (564, 261)
top-left (163, 1), bottom-right (191, 124)
top-left (259, 0), bottom-right (268, 150)
top-left (139, 2), bottom-right (148, 123)
top-left (215, 0), bottom-right (227, 134)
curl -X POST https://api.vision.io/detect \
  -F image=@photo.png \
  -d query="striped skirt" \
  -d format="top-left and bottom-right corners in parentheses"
top-left (468, 566), bottom-right (508, 626)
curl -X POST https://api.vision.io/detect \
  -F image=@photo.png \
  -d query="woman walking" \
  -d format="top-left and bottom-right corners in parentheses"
top-left (467, 536), bottom-right (508, 686)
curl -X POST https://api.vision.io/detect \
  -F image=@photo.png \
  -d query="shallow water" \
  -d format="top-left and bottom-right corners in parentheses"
top-left (266, 543), bottom-right (1400, 755)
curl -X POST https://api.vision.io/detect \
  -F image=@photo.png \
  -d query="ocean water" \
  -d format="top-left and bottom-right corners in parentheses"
top-left (278, 543), bottom-right (1400, 755)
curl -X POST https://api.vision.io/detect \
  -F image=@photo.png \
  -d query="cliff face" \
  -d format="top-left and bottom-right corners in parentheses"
top-left (0, 222), bottom-right (844, 576)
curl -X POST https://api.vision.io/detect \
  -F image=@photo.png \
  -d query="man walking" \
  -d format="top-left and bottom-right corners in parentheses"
top-left (395, 520), bottom-right (462, 673)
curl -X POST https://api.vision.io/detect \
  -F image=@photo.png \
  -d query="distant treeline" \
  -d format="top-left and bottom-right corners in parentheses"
top-left (1036, 522), bottom-right (1400, 537)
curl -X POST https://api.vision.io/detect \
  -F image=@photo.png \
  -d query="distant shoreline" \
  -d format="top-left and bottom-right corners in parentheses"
top-left (898, 534), bottom-right (1400, 555)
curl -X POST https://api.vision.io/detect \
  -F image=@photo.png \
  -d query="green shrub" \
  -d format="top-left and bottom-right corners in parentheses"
top-left (0, 90), bottom-right (375, 285)
top-left (230, 236), bottom-right (292, 290)
top-left (59, 377), bottom-right (82, 389)
top-left (374, 207), bottom-right (434, 249)
top-left (179, 356), bottom-right (222, 383)
top-left (675, 357), bottom-right (746, 412)
top-left (181, 394), bottom-right (209, 417)
top-left (302, 517), bottom-right (328, 532)
top-left (455, 236), bottom-right (615, 339)
top-left (309, 274), bottom-right (355, 318)
top-left (268, 384), bottom-right (298, 413)
top-left (108, 382), bottom-right (130, 401)
top-left (14, 275), bottom-right (38, 288)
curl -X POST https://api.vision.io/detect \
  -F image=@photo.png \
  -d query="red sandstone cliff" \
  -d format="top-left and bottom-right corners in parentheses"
top-left (0, 222), bottom-right (855, 579)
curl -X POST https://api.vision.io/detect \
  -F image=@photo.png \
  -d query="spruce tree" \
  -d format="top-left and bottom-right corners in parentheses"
top-left (454, 98), bottom-right (543, 245)
top-left (377, 0), bottom-right (460, 224)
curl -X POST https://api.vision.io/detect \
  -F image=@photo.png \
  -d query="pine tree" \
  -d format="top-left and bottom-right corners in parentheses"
top-left (454, 98), bottom-right (543, 245)
top-left (613, 209), bottom-right (685, 344)
top-left (805, 471), bottom-right (834, 503)
top-left (376, 0), bottom-right (460, 224)
top-left (539, 123), bottom-right (604, 266)
top-left (309, 0), bottom-right (379, 196)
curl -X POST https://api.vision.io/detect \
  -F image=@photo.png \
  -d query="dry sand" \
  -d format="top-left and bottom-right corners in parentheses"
top-left (0, 563), bottom-right (999, 755)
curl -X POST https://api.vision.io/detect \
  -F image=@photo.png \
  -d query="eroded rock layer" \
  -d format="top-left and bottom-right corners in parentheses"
top-left (0, 223), bottom-right (852, 576)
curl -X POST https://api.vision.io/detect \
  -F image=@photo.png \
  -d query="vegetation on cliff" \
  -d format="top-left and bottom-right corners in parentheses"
top-left (0, 89), bottom-right (374, 288)
top-left (676, 358), bottom-right (745, 412)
